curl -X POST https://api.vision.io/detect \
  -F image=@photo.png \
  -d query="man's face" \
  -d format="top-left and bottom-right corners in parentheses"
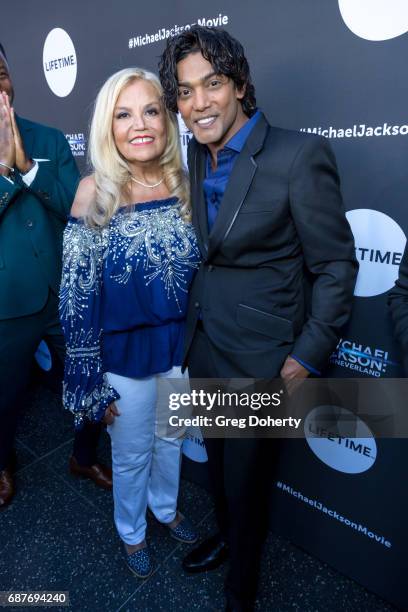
top-left (0, 58), bottom-right (14, 104)
top-left (176, 51), bottom-right (247, 154)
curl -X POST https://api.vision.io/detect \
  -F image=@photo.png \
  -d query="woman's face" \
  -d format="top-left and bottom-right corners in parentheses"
top-left (112, 79), bottom-right (167, 168)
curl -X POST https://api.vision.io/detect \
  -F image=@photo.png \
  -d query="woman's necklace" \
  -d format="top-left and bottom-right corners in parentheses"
top-left (130, 175), bottom-right (164, 189)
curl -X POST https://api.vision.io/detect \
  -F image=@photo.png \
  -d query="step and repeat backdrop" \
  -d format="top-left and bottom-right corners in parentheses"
top-left (3, 0), bottom-right (407, 608)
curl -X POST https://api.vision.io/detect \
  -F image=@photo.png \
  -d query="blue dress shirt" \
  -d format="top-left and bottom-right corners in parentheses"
top-left (204, 110), bottom-right (261, 233)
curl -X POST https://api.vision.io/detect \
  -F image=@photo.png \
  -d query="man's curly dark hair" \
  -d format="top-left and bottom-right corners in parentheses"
top-left (158, 26), bottom-right (256, 117)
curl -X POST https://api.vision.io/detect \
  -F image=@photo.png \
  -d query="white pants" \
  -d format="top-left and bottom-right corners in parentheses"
top-left (106, 367), bottom-right (185, 545)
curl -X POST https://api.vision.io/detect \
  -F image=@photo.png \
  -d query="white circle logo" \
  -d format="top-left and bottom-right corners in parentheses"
top-left (182, 425), bottom-right (208, 463)
top-left (43, 28), bottom-right (77, 97)
top-left (338, 0), bottom-right (408, 41)
top-left (346, 209), bottom-right (406, 298)
top-left (177, 113), bottom-right (192, 169)
top-left (305, 405), bottom-right (377, 474)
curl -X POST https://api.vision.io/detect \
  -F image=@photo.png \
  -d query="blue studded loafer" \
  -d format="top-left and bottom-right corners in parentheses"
top-left (168, 515), bottom-right (198, 544)
top-left (125, 546), bottom-right (154, 578)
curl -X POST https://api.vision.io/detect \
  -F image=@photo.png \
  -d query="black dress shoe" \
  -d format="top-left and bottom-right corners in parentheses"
top-left (69, 456), bottom-right (112, 490)
top-left (0, 468), bottom-right (14, 508)
top-left (182, 533), bottom-right (228, 573)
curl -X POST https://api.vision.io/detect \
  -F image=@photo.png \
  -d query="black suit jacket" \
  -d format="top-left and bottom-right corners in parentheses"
top-left (184, 113), bottom-right (358, 377)
top-left (388, 244), bottom-right (408, 373)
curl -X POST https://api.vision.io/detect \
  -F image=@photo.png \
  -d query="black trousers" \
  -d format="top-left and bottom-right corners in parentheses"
top-left (188, 326), bottom-right (275, 608)
top-left (0, 290), bottom-right (102, 471)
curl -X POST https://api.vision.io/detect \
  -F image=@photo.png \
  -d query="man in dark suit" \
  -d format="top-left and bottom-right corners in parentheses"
top-left (159, 27), bottom-right (357, 611)
top-left (388, 244), bottom-right (408, 373)
top-left (0, 43), bottom-right (112, 508)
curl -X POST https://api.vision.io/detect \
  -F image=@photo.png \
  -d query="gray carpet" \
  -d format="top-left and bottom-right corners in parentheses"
top-left (0, 383), bottom-right (398, 612)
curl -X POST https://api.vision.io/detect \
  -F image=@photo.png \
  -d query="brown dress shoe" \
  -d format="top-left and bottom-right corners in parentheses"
top-left (69, 456), bottom-right (112, 490)
top-left (0, 468), bottom-right (14, 508)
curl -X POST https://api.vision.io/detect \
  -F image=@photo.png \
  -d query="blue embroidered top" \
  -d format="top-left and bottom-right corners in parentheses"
top-left (59, 198), bottom-right (200, 428)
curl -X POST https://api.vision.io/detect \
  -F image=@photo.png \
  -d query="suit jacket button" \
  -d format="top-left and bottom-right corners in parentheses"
top-left (26, 219), bottom-right (34, 228)
top-left (208, 265), bottom-right (214, 272)
top-left (194, 302), bottom-right (200, 308)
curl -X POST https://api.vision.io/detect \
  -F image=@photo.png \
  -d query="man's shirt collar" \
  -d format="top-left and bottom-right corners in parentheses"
top-left (224, 109), bottom-right (261, 153)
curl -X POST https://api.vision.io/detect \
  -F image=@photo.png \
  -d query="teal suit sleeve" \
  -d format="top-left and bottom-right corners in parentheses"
top-left (27, 130), bottom-right (80, 220)
top-left (0, 174), bottom-right (23, 219)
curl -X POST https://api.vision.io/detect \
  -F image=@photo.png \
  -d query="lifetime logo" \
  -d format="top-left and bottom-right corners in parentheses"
top-left (346, 209), bottom-right (406, 297)
top-left (43, 28), bottom-right (77, 97)
top-left (339, 0), bottom-right (408, 42)
top-left (307, 424), bottom-right (373, 457)
top-left (185, 433), bottom-right (205, 448)
top-left (44, 55), bottom-right (76, 72)
top-left (304, 406), bottom-right (377, 473)
top-left (182, 425), bottom-right (208, 463)
top-left (355, 247), bottom-right (402, 266)
top-left (177, 114), bottom-right (192, 168)
top-left (181, 133), bottom-right (192, 148)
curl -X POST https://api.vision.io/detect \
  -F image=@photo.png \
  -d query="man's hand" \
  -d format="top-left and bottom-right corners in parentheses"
top-left (280, 355), bottom-right (310, 395)
top-left (3, 92), bottom-right (33, 174)
top-left (102, 401), bottom-right (121, 425)
top-left (0, 91), bottom-right (15, 174)
top-left (280, 355), bottom-right (309, 381)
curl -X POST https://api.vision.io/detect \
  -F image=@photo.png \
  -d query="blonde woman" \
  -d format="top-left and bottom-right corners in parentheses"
top-left (59, 68), bottom-right (200, 577)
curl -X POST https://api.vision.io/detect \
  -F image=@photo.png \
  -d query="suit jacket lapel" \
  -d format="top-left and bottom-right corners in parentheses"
top-left (192, 143), bottom-right (210, 259)
top-left (208, 113), bottom-right (270, 258)
top-left (208, 151), bottom-right (256, 257)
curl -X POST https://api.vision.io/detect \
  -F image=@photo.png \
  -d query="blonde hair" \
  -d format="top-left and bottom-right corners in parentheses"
top-left (85, 67), bottom-right (190, 227)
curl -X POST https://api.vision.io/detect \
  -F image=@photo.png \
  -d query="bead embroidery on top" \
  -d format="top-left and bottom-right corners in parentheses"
top-left (59, 199), bottom-right (199, 426)
top-left (108, 202), bottom-right (200, 312)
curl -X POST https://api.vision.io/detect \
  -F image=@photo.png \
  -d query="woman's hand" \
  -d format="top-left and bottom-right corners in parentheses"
top-left (103, 401), bottom-right (121, 425)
